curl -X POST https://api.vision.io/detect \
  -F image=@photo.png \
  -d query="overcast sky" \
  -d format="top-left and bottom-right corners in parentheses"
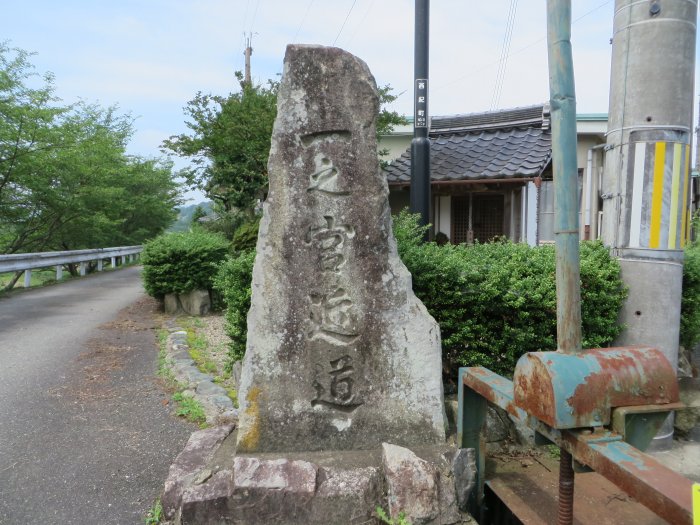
top-left (3, 1), bottom-right (696, 203)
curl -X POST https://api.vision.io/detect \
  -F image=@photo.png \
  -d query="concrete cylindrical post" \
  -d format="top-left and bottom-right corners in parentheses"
top-left (601, 0), bottom-right (697, 449)
top-left (24, 269), bottom-right (31, 288)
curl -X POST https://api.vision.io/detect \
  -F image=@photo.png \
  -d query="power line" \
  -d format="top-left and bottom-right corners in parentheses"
top-left (249, 0), bottom-right (261, 34)
top-left (347, 0), bottom-right (376, 46)
top-left (332, 0), bottom-right (358, 47)
top-left (293, 0), bottom-right (315, 43)
top-left (490, 0), bottom-right (518, 110)
top-left (433, 0), bottom-right (613, 95)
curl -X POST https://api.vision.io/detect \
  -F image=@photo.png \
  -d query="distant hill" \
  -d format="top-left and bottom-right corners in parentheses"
top-left (168, 201), bottom-right (214, 232)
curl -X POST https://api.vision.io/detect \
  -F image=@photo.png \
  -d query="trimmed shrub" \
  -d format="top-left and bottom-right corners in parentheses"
top-left (141, 231), bottom-right (229, 299)
top-left (392, 210), bottom-right (627, 376)
top-left (230, 218), bottom-right (260, 253)
top-left (681, 238), bottom-right (700, 349)
top-left (214, 210), bottom-right (627, 376)
top-left (213, 249), bottom-right (256, 366)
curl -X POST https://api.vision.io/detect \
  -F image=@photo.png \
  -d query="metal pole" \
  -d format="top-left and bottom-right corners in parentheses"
top-left (547, 0), bottom-right (582, 355)
top-left (410, 0), bottom-right (431, 239)
top-left (547, 3), bottom-right (581, 523)
top-left (601, 0), bottom-right (697, 450)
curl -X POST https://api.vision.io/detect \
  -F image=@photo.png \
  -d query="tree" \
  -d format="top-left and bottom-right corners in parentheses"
top-left (0, 43), bottom-right (180, 265)
top-left (163, 72), bottom-right (278, 216)
top-left (163, 75), bottom-right (408, 221)
top-left (376, 84), bottom-right (409, 165)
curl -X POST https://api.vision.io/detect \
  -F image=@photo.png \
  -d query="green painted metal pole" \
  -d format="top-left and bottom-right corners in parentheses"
top-left (547, 0), bottom-right (582, 355)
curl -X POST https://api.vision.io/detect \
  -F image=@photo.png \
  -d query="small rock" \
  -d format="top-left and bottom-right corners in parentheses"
top-left (452, 448), bottom-right (476, 511)
top-left (382, 443), bottom-right (439, 525)
top-left (193, 468), bottom-right (213, 485)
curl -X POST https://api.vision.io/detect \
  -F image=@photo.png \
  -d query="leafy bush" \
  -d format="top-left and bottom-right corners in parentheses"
top-left (213, 249), bottom-right (256, 367)
top-left (214, 211), bottom-right (627, 376)
top-left (230, 218), bottom-right (260, 253)
top-left (141, 231), bottom-right (229, 299)
top-left (392, 210), bottom-right (627, 376)
top-left (681, 237), bottom-right (700, 349)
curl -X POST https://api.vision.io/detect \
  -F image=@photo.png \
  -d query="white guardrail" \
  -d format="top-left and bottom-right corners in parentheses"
top-left (0, 246), bottom-right (143, 288)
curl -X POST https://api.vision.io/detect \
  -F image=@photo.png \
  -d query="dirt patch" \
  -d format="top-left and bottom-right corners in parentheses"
top-left (49, 296), bottom-right (164, 403)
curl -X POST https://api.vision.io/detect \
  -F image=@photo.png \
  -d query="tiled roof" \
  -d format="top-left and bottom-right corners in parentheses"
top-left (384, 105), bottom-right (551, 184)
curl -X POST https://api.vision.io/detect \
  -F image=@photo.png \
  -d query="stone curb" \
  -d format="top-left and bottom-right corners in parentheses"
top-left (164, 323), bottom-right (238, 426)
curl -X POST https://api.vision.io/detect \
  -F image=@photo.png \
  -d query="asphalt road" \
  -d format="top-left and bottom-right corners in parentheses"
top-left (0, 267), bottom-right (194, 524)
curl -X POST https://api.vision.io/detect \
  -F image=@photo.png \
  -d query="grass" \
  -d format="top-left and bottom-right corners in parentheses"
top-left (180, 318), bottom-right (227, 381)
top-left (376, 506), bottom-right (412, 525)
top-left (156, 329), bottom-right (177, 388)
top-left (172, 391), bottom-right (207, 428)
top-left (144, 498), bottom-right (163, 524)
top-left (546, 444), bottom-right (561, 459)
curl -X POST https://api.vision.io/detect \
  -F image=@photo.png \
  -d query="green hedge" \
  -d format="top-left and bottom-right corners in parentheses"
top-left (141, 231), bottom-right (229, 299)
top-left (681, 238), bottom-right (700, 350)
top-left (393, 211), bottom-right (627, 375)
top-left (213, 250), bottom-right (256, 366)
top-left (214, 211), bottom-right (629, 376)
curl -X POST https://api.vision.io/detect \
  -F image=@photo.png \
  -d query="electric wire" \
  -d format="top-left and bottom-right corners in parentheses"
top-left (332, 0), bottom-right (358, 47)
top-left (346, 0), bottom-right (376, 46)
top-left (249, 0), bottom-right (261, 34)
top-left (293, 0), bottom-right (315, 43)
top-left (490, 0), bottom-right (518, 110)
top-left (433, 0), bottom-right (613, 95)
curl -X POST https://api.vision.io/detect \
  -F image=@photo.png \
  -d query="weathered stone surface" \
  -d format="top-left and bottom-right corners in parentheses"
top-left (180, 289), bottom-right (211, 316)
top-left (309, 465), bottom-right (382, 524)
top-left (451, 448), bottom-right (476, 512)
top-left (165, 293), bottom-right (182, 314)
top-left (161, 424), bottom-right (235, 519)
top-left (237, 44), bottom-right (445, 454)
top-left (382, 443), bottom-right (439, 525)
top-left (233, 457), bottom-right (317, 492)
top-left (675, 377), bottom-right (700, 437)
top-left (229, 457), bottom-right (317, 524)
top-left (180, 470), bottom-right (233, 525)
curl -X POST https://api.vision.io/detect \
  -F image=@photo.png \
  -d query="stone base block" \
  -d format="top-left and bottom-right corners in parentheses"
top-left (164, 290), bottom-right (211, 316)
top-left (166, 431), bottom-right (475, 525)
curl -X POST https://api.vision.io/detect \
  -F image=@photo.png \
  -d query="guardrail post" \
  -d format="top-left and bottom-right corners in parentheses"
top-left (56, 265), bottom-right (63, 281)
top-left (24, 270), bottom-right (31, 288)
top-left (97, 259), bottom-right (103, 272)
top-left (111, 256), bottom-right (116, 268)
top-left (79, 262), bottom-right (87, 276)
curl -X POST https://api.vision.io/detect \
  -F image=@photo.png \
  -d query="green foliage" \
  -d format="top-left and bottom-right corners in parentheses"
top-left (376, 506), bottom-right (412, 525)
top-left (141, 231), bottom-right (229, 299)
top-left (393, 210), bottom-right (626, 376)
top-left (172, 392), bottom-right (207, 427)
top-left (681, 234), bottom-right (700, 349)
top-left (144, 499), bottom-right (163, 525)
top-left (164, 79), bottom-right (407, 214)
top-left (212, 211), bottom-right (627, 377)
top-left (376, 85), bottom-right (409, 166)
top-left (162, 73), bottom-right (278, 214)
top-left (212, 250), bottom-right (256, 367)
top-left (230, 218), bottom-right (260, 253)
top-left (0, 44), bottom-right (179, 261)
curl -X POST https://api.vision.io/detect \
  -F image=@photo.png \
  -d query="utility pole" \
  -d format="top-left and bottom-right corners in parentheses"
top-left (410, 0), bottom-right (431, 239)
top-left (601, 0), bottom-right (697, 449)
top-left (244, 32), bottom-right (253, 86)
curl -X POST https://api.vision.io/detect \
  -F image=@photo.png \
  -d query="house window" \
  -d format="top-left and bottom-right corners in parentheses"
top-left (452, 193), bottom-right (505, 243)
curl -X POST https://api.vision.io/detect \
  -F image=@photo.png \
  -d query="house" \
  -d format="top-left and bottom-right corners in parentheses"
top-left (381, 105), bottom-right (608, 245)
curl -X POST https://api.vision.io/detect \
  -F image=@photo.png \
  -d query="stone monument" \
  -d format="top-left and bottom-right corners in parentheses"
top-left (236, 44), bottom-right (446, 453)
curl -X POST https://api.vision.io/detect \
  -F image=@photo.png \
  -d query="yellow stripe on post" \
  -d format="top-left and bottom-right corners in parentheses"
top-left (693, 483), bottom-right (699, 525)
top-left (668, 143), bottom-right (682, 248)
top-left (649, 142), bottom-right (666, 248)
top-left (681, 144), bottom-right (691, 248)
